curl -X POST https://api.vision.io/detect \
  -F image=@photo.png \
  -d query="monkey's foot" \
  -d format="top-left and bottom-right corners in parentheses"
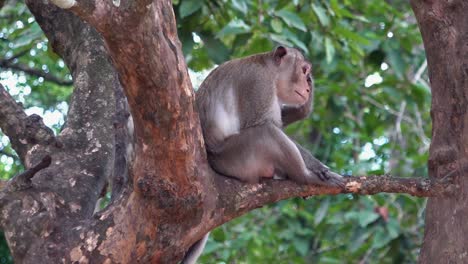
top-left (311, 169), bottom-right (345, 188)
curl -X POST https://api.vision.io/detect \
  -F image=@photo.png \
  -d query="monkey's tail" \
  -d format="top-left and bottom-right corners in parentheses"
top-left (180, 232), bottom-right (210, 264)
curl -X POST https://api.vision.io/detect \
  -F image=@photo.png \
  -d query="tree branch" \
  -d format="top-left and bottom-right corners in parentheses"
top-left (0, 61), bottom-right (73, 86)
top-left (52, 0), bottom-right (205, 189)
top-left (214, 173), bottom-right (453, 221)
top-left (4, 155), bottom-right (51, 191)
top-left (3, 49), bottom-right (30, 64)
top-left (0, 84), bottom-right (55, 166)
top-left (49, 0), bottom-right (152, 31)
top-left (24, 1), bottom-right (120, 218)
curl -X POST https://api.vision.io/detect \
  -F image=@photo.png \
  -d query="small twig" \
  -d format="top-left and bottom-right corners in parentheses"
top-left (5, 155), bottom-right (51, 191)
top-left (3, 49), bottom-right (30, 64)
top-left (363, 95), bottom-right (413, 123)
top-left (0, 61), bottom-right (73, 86)
top-left (395, 101), bottom-right (406, 139)
top-left (414, 105), bottom-right (430, 152)
top-left (412, 59), bottom-right (427, 84)
top-left (359, 246), bottom-right (374, 264)
top-left (342, 174), bottom-right (454, 197)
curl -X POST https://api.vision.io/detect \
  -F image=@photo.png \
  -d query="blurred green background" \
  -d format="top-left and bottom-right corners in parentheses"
top-left (0, 0), bottom-right (430, 263)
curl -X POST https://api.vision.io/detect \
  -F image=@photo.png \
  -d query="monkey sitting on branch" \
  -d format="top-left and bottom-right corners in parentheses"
top-left (196, 46), bottom-right (344, 187)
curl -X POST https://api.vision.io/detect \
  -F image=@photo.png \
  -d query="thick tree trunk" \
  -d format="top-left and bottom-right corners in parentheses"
top-left (411, 1), bottom-right (468, 263)
top-left (0, 0), bottom-right (459, 263)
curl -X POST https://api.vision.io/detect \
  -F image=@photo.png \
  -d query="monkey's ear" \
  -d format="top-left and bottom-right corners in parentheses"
top-left (274, 46), bottom-right (287, 64)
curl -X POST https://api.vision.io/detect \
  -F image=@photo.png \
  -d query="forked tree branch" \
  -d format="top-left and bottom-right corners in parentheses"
top-left (25, 0), bottom-right (121, 218)
top-left (0, 84), bottom-right (55, 166)
top-left (4, 155), bottom-right (51, 192)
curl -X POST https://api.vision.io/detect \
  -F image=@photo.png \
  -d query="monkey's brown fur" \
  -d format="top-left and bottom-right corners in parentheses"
top-left (196, 46), bottom-right (344, 186)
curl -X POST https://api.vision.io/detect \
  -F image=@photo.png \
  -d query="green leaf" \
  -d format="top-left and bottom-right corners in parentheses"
top-left (349, 230), bottom-right (372, 252)
top-left (200, 35), bottom-right (230, 64)
top-left (202, 241), bottom-right (222, 254)
top-left (314, 198), bottom-right (330, 226)
top-left (334, 26), bottom-right (370, 45)
top-left (232, 33), bottom-right (253, 51)
top-left (232, 0), bottom-right (248, 14)
top-left (276, 9), bottom-right (307, 31)
top-left (270, 18), bottom-right (283, 33)
top-left (269, 33), bottom-right (294, 47)
top-left (283, 29), bottom-right (308, 52)
top-left (373, 227), bottom-right (393, 249)
top-left (320, 257), bottom-right (342, 264)
top-left (358, 211), bottom-right (379, 228)
top-left (384, 42), bottom-right (406, 79)
top-left (330, 0), bottom-right (354, 18)
top-left (312, 4), bottom-right (330, 27)
top-left (216, 19), bottom-right (251, 38)
top-left (293, 238), bottom-right (309, 256)
top-left (179, 0), bottom-right (203, 18)
top-left (325, 37), bottom-right (335, 63)
top-left (211, 228), bottom-right (227, 242)
top-left (386, 219), bottom-right (400, 239)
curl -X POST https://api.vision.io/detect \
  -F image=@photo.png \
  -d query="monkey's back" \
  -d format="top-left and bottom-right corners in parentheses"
top-left (196, 53), bottom-right (281, 151)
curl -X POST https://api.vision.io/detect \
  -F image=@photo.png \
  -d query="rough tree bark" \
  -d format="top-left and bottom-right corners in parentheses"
top-left (0, 0), bottom-right (460, 263)
top-left (411, 1), bottom-right (468, 263)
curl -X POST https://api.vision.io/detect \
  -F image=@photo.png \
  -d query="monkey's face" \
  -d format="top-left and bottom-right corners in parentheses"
top-left (274, 47), bottom-right (313, 106)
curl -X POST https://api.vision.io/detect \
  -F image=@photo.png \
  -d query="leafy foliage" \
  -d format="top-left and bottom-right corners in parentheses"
top-left (0, 0), bottom-right (430, 262)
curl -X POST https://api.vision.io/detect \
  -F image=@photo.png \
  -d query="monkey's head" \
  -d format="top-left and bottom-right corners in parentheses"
top-left (273, 46), bottom-right (313, 106)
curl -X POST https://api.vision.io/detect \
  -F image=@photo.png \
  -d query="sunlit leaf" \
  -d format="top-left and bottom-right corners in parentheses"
top-left (232, 0), bottom-right (248, 14)
top-left (325, 37), bottom-right (335, 63)
top-left (293, 238), bottom-right (309, 256)
top-left (276, 9), bottom-right (307, 32)
top-left (358, 211), bottom-right (380, 228)
top-left (271, 18), bottom-right (283, 33)
top-left (200, 35), bottom-right (230, 64)
top-left (314, 197), bottom-right (330, 226)
top-left (312, 4), bottom-right (330, 27)
top-left (216, 19), bottom-right (251, 38)
top-left (179, 0), bottom-right (203, 18)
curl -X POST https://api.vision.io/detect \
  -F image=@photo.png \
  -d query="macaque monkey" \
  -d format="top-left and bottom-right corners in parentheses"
top-left (182, 46), bottom-right (344, 264)
top-left (196, 46), bottom-right (344, 187)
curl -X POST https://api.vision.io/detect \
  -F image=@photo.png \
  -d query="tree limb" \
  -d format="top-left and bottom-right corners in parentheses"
top-left (49, 0), bottom-right (152, 31)
top-left (24, 1), bottom-right (120, 218)
top-left (51, 0), bottom-right (205, 189)
top-left (3, 49), bottom-right (30, 64)
top-left (0, 84), bottom-right (55, 166)
top-left (214, 173), bottom-right (454, 221)
top-left (4, 155), bottom-right (51, 192)
top-left (0, 61), bottom-right (73, 86)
